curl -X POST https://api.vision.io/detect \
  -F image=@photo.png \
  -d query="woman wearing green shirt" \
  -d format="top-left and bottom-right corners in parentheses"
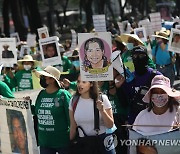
top-left (4, 55), bottom-right (41, 91)
top-left (32, 66), bottom-right (71, 154)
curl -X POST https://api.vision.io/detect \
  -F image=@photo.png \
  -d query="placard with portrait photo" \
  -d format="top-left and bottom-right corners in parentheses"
top-left (134, 27), bottom-right (147, 42)
top-left (20, 45), bottom-right (31, 58)
top-left (39, 36), bottom-right (62, 66)
top-left (168, 28), bottom-right (180, 53)
top-left (0, 98), bottom-right (39, 154)
top-left (37, 27), bottom-right (49, 39)
top-left (0, 38), bottom-right (17, 67)
top-left (78, 32), bottom-right (113, 81)
top-left (10, 32), bottom-right (21, 45)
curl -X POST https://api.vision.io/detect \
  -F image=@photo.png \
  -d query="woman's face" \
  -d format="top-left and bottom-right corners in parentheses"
top-left (77, 75), bottom-right (91, 95)
top-left (86, 42), bottom-right (103, 64)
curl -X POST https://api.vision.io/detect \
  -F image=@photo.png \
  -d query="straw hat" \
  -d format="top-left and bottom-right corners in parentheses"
top-left (143, 75), bottom-right (180, 103)
top-left (114, 35), bottom-right (127, 46)
top-left (119, 34), bottom-right (144, 46)
top-left (152, 29), bottom-right (170, 40)
top-left (18, 55), bottom-right (38, 67)
top-left (35, 66), bottom-right (61, 87)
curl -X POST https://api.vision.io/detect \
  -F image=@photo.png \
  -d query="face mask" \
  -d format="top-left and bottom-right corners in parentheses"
top-left (24, 65), bottom-right (31, 71)
top-left (126, 43), bottom-right (134, 51)
top-left (151, 94), bottom-right (168, 108)
top-left (72, 60), bottom-right (80, 68)
top-left (133, 54), bottom-right (148, 75)
top-left (40, 76), bottom-right (48, 88)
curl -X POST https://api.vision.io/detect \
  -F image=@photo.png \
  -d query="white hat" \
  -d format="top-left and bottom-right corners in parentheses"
top-left (35, 66), bottom-right (61, 87)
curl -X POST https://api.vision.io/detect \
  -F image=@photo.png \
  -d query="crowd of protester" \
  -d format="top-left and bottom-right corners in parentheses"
top-left (0, 15), bottom-right (180, 154)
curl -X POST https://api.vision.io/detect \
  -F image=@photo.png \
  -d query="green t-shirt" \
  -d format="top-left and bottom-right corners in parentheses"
top-left (34, 89), bottom-right (71, 148)
top-left (0, 81), bottom-right (14, 98)
top-left (5, 67), bottom-right (41, 91)
top-left (100, 82), bottom-right (128, 115)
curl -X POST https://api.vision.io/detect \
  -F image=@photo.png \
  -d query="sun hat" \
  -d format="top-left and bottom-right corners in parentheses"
top-left (119, 34), bottom-right (144, 46)
top-left (152, 29), bottom-right (170, 40)
top-left (18, 55), bottom-right (38, 67)
top-left (114, 35), bottom-right (127, 46)
top-left (35, 66), bottom-right (61, 87)
top-left (143, 75), bottom-right (180, 103)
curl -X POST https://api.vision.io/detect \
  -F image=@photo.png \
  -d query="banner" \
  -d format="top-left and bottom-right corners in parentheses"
top-left (0, 98), bottom-right (39, 154)
top-left (128, 129), bottom-right (180, 154)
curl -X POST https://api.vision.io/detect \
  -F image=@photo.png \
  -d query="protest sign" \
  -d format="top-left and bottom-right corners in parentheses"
top-left (0, 38), bottom-right (17, 67)
top-left (20, 45), bottom-right (31, 58)
top-left (37, 27), bottom-right (49, 39)
top-left (0, 98), bottom-right (39, 154)
top-left (138, 19), bottom-right (153, 37)
top-left (168, 28), bottom-right (180, 53)
top-left (93, 15), bottom-right (107, 32)
top-left (27, 34), bottom-right (36, 47)
top-left (70, 29), bottom-right (77, 52)
top-left (39, 36), bottom-right (62, 66)
top-left (117, 21), bottom-right (131, 34)
top-left (134, 27), bottom-right (147, 42)
top-left (78, 32), bottom-right (113, 81)
top-left (150, 12), bottom-right (162, 33)
top-left (10, 32), bottom-right (21, 45)
top-left (128, 129), bottom-right (180, 154)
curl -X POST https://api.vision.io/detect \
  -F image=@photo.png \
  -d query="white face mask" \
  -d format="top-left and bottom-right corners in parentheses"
top-left (151, 94), bottom-right (169, 108)
top-left (24, 65), bottom-right (32, 71)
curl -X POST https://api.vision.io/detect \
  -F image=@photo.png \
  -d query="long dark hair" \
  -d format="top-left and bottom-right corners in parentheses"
top-left (147, 97), bottom-right (179, 112)
top-left (75, 75), bottom-right (99, 101)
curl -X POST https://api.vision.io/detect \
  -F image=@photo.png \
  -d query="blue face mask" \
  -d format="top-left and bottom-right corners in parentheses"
top-left (72, 60), bottom-right (80, 69)
top-left (126, 43), bottom-right (134, 51)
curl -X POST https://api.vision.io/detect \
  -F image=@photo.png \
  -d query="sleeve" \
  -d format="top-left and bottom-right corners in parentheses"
top-left (151, 46), bottom-right (156, 56)
top-left (63, 90), bottom-right (72, 126)
top-left (147, 56), bottom-right (156, 69)
top-left (69, 81), bottom-right (77, 91)
top-left (68, 97), bottom-right (73, 111)
top-left (0, 81), bottom-right (14, 98)
top-left (101, 94), bottom-right (112, 109)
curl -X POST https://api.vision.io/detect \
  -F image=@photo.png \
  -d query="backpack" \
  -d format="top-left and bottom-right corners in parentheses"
top-left (129, 70), bottom-right (157, 118)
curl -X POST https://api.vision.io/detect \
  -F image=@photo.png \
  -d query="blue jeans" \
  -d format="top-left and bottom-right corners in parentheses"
top-left (40, 147), bottom-right (68, 154)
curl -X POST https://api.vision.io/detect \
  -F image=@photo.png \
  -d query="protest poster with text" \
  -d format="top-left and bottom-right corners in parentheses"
top-left (78, 32), bottom-right (113, 81)
top-left (128, 129), bottom-right (180, 154)
top-left (93, 15), bottom-right (107, 32)
top-left (0, 98), bottom-right (39, 154)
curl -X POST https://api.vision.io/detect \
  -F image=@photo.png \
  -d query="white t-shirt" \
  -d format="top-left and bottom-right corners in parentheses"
top-left (133, 106), bottom-right (180, 136)
top-left (69, 95), bottom-right (112, 137)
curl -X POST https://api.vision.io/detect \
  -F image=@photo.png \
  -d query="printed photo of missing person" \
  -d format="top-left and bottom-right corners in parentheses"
top-left (6, 109), bottom-right (29, 154)
top-left (43, 43), bottom-right (58, 59)
top-left (2, 44), bottom-right (14, 59)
